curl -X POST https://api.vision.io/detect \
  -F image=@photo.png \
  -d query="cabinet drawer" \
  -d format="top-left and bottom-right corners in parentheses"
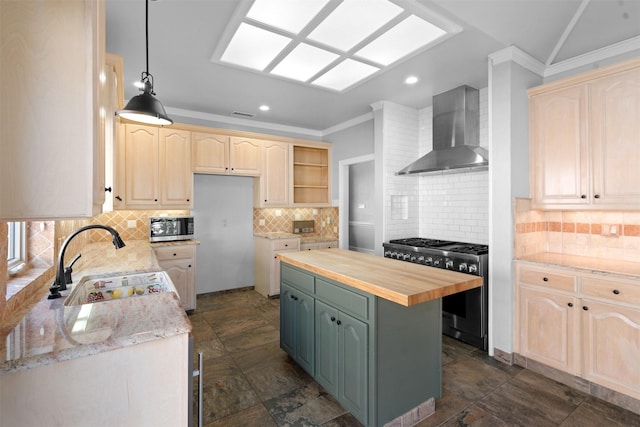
top-left (154, 245), bottom-right (195, 261)
top-left (273, 239), bottom-right (300, 251)
top-left (316, 278), bottom-right (369, 321)
top-left (582, 277), bottom-right (640, 305)
top-left (281, 264), bottom-right (314, 294)
top-left (519, 266), bottom-right (577, 292)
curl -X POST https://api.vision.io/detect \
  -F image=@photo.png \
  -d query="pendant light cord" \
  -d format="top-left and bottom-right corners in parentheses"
top-left (145, 0), bottom-right (149, 76)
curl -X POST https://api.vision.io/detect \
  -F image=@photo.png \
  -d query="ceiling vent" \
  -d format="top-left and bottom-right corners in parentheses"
top-left (231, 111), bottom-right (256, 118)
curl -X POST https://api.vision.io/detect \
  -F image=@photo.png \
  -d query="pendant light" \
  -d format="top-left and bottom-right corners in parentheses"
top-left (116, 0), bottom-right (173, 126)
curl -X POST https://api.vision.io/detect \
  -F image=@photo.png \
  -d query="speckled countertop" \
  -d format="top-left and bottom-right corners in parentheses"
top-left (0, 240), bottom-right (192, 375)
top-left (253, 232), bottom-right (337, 243)
top-left (517, 252), bottom-right (640, 279)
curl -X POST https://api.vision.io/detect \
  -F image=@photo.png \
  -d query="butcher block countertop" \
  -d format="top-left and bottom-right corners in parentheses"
top-left (277, 248), bottom-right (482, 306)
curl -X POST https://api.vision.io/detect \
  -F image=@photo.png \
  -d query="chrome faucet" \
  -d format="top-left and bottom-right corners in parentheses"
top-left (48, 225), bottom-right (126, 300)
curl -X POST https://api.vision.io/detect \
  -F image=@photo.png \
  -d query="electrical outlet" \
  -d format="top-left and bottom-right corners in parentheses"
top-left (295, 214), bottom-right (301, 220)
top-left (259, 219), bottom-right (265, 226)
top-left (127, 220), bottom-right (137, 228)
top-left (312, 209), bottom-right (318, 215)
top-left (275, 210), bottom-right (282, 217)
top-left (333, 226), bottom-right (338, 233)
top-left (602, 224), bottom-right (619, 236)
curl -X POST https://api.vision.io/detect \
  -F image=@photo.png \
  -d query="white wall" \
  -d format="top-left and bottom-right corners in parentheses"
top-left (417, 88), bottom-right (490, 244)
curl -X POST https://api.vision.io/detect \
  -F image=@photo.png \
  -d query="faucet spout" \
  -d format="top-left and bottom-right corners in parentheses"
top-left (48, 225), bottom-right (126, 300)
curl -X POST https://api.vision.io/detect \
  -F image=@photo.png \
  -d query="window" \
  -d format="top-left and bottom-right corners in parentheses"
top-left (7, 221), bottom-right (26, 273)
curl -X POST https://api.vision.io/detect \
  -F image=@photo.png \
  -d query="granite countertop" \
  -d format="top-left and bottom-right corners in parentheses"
top-left (517, 252), bottom-right (640, 279)
top-left (254, 232), bottom-right (300, 240)
top-left (277, 248), bottom-right (482, 306)
top-left (0, 240), bottom-right (191, 375)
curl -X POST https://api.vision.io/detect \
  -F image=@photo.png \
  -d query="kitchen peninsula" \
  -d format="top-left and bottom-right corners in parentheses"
top-left (0, 240), bottom-right (192, 427)
top-left (276, 248), bottom-right (482, 427)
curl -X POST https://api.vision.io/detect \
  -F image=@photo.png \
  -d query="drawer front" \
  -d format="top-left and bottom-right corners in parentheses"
top-left (519, 266), bottom-right (577, 292)
top-left (281, 263), bottom-right (314, 294)
top-left (301, 243), bottom-right (319, 251)
top-left (273, 239), bottom-right (300, 251)
top-left (318, 241), bottom-right (338, 249)
top-left (154, 245), bottom-right (195, 261)
top-left (316, 278), bottom-right (369, 321)
top-left (582, 277), bottom-right (640, 305)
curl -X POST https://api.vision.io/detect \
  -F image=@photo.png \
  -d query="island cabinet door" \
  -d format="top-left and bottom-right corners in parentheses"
top-left (337, 312), bottom-right (368, 425)
top-left (280, 283), bottom-right (315, 375)
top-left (315, 300), bottom-right (339, 395)
top-left (280, 283), bottom-right (297, 355)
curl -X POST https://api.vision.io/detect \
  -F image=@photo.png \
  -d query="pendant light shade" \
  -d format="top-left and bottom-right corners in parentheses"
top-left (116, 0), bottom-right (172, 126)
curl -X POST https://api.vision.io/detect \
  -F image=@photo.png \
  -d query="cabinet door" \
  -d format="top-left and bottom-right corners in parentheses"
top-left (315, 300), bottom-right (339, 395)
top-left (160, 128), bottom-right (192, 208)
top-left (280, 283), bottom-right (297, 356)
top-left (519, 287), bottom-right (578, 373)
top-left (591, 67), bottom-right (640, 207)
top-left (0, 0), bottom-right (105, 219)
top-left (296, 290), bottom-right (315, 375)
top-left (260, 141), bottom-right (289, 206)
top-left (581, 299), bottom-right (640, 398)
top-left (122, 124), bottom-right (159, 208)
top-left (229, 137), bottom-right (262, 176)
top-left (338, 312), bottom-right (368, 424)
top-left (159, 258), bottom-right (195, 311)
top-left (192, 132), bottom-right (228, 174)
top-left (530, 85), bottom-right (589, 207)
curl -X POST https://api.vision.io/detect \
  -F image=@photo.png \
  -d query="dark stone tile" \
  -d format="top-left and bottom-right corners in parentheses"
top-left (232, 340), bottom-right (291, 372)
top-left (415, 387), bottom-right (473, 427)
top-left (442, 335), bottom-right (477, 365)
top-left (244, 358), bottom-right (314, 401)
top-left (560, 396), bottom-right (640, 427)
top-left (194, 336), bottom-right (227, 361)
top-left (438, 404), bottom-right (511, 427)
top-left (264, 382), bottom-right (347, 426)
top-left (442, 356), bottom-right (513, 402)
top-left (219, 322), bottom-right (280, 353)
top-left (475, 369), bottom-right (586, 426)
top-left (203, 403), bottom-right (278, 427)
top-left (201, 354), bottom-right (242, 382)
top-left (200, 373), bottom-right (261, 425)
top-left (212, 316), bottom-right (272, 339)
top-left (321, 412), bottom-right (364, 427)
top-left (202, 305), bottom-right (264, 327)
top-left (469, 350), bottom-right (524, 377)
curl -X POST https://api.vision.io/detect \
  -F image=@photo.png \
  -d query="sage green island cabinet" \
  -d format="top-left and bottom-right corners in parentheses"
top-left (278, 249), bottom-right (481, 427)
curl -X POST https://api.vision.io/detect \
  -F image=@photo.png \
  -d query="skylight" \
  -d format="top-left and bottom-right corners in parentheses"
top-left (213, 0), bottom-right (462, 92)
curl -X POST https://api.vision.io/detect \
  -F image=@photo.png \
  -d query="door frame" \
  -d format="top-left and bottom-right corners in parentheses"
top-left (338, 154), bottom-right (375, 250)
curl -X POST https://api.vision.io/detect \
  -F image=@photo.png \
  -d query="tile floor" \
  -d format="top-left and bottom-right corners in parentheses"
top-left (189, 290), bottom-right (640, 427)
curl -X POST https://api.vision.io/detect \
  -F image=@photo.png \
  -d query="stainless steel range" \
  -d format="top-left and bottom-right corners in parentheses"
top-left (382, 238), bottom-right (489, 350)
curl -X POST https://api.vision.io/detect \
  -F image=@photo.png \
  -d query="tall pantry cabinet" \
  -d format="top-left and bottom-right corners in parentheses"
top-left (0, 0), bottom-right (107, 220)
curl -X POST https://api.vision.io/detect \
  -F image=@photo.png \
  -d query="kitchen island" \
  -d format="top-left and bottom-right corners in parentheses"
top-left (0, 240), bottom-right (192, 427)
top-left (276, 248), bottom-right (482, 427)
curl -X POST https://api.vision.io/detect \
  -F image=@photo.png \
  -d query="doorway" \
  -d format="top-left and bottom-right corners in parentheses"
top-left (339, 154), bottom-right (375, 254)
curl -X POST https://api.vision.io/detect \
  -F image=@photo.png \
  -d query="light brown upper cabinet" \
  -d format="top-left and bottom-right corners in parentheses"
top-left (0, 0), bottom-right (106, 220)
top-left (192, 132), bottom-right (262, 176)
top-left (254, 141), bottom-right (290, 207)
top-left (115, 124), bottom-right (192, 210)
top-left (529, 57), bottom-right (640, 209)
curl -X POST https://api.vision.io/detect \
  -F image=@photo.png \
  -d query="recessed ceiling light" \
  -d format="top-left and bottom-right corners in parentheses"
top-left (259, 105), bottom-right (270, 111)
top-left (405, 76), bottom-right (419, 85)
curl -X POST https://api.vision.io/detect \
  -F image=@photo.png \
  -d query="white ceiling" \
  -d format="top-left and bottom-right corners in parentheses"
top-left (105, 0), bottom-right (640, 133)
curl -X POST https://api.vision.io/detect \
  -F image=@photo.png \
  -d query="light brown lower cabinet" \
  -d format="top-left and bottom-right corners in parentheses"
top-left (154, 245), bottom-right (197, 312)
top-left (516, 262), bottom-right (640, 400)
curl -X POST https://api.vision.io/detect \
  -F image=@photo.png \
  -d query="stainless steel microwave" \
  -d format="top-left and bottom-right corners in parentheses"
top-left (149, 216), bottom-right (194, 242)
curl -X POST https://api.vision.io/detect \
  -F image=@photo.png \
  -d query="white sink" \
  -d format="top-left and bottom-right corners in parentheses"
top-left (65, 271), bottom-right (175, 306)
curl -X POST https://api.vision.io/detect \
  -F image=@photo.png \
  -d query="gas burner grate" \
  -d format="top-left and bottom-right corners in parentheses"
top-left (388, 238), bottom-right (454, 248)
top-left (447, 244), bottom-right (489, 255)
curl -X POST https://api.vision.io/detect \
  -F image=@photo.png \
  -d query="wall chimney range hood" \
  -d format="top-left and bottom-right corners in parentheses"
top-left (397, 85), bottom-right (488, 175)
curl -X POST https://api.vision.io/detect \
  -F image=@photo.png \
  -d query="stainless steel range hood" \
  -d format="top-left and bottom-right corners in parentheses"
top-left (397, 85), bottom-right (488, 175)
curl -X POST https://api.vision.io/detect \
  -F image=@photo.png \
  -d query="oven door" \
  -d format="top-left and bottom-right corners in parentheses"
top-left (442, 285), bottom-right (487, 350)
